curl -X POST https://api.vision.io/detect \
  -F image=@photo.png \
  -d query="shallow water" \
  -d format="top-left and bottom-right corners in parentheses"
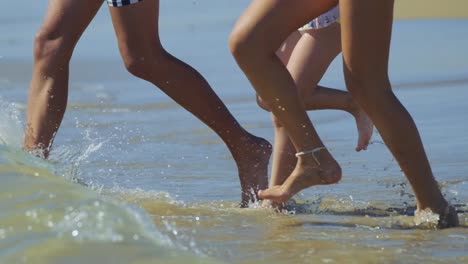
top-left (1, 1), bottom-right (468, 263)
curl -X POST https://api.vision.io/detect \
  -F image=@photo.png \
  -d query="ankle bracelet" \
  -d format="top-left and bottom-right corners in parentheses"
top-left (295, 147), bottom-right (327, 166)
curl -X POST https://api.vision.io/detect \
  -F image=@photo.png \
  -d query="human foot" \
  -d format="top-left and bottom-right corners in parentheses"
top-left (233, 136), bottom-right (272, 207)
top-left (437, 205), bottom-right (459, 228)
top-left (258, 148), bottom-right (341, 203)
top-left (353, 109), bottom-right (374, 152)
top-left (23, 138), bottom-right (50, 159)
top-left (261, 198), bottom-right (285, 211)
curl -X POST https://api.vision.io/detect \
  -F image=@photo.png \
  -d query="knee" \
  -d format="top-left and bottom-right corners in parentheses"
top-left (122, 55), bottom-right (150, 79)
top-left (229, 26), bottom-right (267, 68)
top-left (121, 49), bottom-right (165, 80)
top-left (344, 70), bottom-right (366, 100)
top-left (33, 30), bottom-right (71, 64)
top-left (256, 95), bottom-right (271, 112)
top-left (229, 27), bottom-right (250, 64)
top-left (344, 68), bottom-right (392, 105)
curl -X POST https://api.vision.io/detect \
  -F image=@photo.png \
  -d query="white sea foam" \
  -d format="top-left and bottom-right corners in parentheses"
top-left (414, 208), bottom-right (440, 227)
top-left (0, 98), bottom-right (24, 148)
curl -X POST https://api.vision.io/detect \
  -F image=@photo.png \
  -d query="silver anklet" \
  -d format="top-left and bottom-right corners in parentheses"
top-left (295, 147), bottom-right (327, 166)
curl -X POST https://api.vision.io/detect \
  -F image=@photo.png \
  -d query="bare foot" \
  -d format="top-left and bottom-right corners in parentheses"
top-left (233, 136), bottom-right (272, 207)
top-left (437, 205), bottom-right (459, 228)
top-left (261, 199), bottom-right (285, 211)
top-left (353, 109), bottom-right (374, 152)
top-left (258, 149), bottom-right (341, 203)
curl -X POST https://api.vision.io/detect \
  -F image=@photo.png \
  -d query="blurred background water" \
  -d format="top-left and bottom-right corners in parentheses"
top-left (0, 0), bottom-right (467, 263)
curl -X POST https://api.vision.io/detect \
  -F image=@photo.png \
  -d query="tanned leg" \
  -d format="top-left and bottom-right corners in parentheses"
top-left (231, 0), bottom-right (342, 203)
top-left (339, 0), bottom-right (458, 227)
top-left (24, 0), bottom-right (103, 157)
top-left (108, 1), bottom-right (271, 206)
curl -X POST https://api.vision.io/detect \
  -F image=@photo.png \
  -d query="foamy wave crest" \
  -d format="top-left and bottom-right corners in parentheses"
top-left (104, 186), bottom-right (184, 205)
top-left (0, 98), bottom-right (108, 185)
top-left (0, 145), bottom-right (213, 263)
top-left (414, 208), bottom-right (440, 228)
top-left (101, 186), bottom-right (212, 256)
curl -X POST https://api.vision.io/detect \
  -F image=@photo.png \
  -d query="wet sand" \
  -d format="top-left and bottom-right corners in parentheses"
top-left (395, 0), bottom-right (468, 19)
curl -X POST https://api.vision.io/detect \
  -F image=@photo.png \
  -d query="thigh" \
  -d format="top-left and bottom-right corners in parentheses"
top-left (287, 23), bottom-right (342, 89)
top-left (339, 0), bottom-right (394, 78)
top-left (277, 30), bottom-right (303, 65)
top-left (233, 0), bottom-right (338, 53)
top-left (108, 0), bottom-right (161, 56)
top-left (39, 0), bottom-right (103, 48)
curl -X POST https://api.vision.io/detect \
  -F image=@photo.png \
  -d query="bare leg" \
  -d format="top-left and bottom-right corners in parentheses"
top-left (258, 85), bottom-right (373, 152)
top-left (256, 24), bottom-right (372, 192)
top-left (23, 0), bottom-right (104, 157)
top-left (266, 27), bottom-right (344, 194)
top-left (289, 25), bottom-right (373, 152)
top-left (340, 0), bottom-right (458, 227)
top-left (108, 1), bottom-right (271, 206)
top-left (231, 0), bottom-right (342, 203)
top-left (260, 25), bottom-right (373, 209)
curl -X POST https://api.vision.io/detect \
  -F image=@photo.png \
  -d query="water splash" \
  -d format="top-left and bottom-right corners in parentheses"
top-left (49, 128), bottom-right (107, 182)
top-left (414, 208), bottom-right (440, 228)
top-left (0, 98), bottom-right (24, 147)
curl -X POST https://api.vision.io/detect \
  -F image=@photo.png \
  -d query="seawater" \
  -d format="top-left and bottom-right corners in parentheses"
top-left (1, 0), bottom-right (467, 263)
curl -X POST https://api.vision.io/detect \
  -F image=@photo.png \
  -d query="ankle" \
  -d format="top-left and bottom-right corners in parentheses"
top-left (295, 147), bottom-right (335, 170)
top-left (438, 205), bottom-right (459, 228)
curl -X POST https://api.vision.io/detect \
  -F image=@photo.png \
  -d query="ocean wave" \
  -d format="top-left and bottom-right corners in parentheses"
top-left (0, 99), bottom-right (213, 263)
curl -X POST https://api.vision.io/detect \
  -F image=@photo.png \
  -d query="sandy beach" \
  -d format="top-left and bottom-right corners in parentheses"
top-left (395, 0), bottom-right (468, 19)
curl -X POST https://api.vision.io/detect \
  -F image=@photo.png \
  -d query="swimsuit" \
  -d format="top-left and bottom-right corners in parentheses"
top-left (107, 0), bottom-right (143, 7)
top-left (301, 5), bottom-right (340, 30)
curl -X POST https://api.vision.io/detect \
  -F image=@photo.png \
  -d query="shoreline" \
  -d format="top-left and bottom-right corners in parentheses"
top-left (395, 0), bottom-right (468, 19)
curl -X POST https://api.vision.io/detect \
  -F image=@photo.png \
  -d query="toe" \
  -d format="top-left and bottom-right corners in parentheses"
top-left (258, 187), bottom-right (289, 203)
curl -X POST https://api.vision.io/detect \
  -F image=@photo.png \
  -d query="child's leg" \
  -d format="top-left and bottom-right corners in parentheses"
top-left (231, 0), bottom-right (342, 203)
top-left (23, 0), bottom-right (104, 157)
top-left (305, 86), bottom-right (374, 152)
top-left (264, 23), bottom-right (372, 195)
top-left (261, 30), bottom-right (302, 195)
top-left (339, 0), bottom-right (457, 227)
top-left (255, 30), bottom-right (302, 111)
top-left (290, 24), bottom-right (373, 152)
top-left (108, 1), bottom-right (271, 206)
